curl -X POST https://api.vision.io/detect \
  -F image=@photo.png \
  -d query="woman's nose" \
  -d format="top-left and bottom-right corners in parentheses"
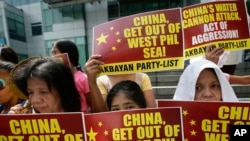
top-left (202, 87), bottom-right (213, 97)
top-left (30, 94), bottom-right (42, 103)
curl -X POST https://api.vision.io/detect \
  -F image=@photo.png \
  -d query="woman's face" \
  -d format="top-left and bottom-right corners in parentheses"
top-left (194, 69), bottom-right (222, 101)
top-left (0, 69), bottom-right (16, 105)
top-left (27, 77), bottom-right (64, 113)
top-left (110, 92), bottom-right (141, 111)
top-left (51, 45), bottom-right (61, 56)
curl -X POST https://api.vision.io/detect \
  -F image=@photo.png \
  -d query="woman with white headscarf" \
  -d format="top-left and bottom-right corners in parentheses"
top-left (173, 60), bottom-right (238, 102)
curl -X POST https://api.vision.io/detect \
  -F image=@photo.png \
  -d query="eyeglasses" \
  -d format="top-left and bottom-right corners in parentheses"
top-left (0, 79), bottom-right (6, 90)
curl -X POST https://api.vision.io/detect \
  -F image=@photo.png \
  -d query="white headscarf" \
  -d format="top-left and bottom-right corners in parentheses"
top-left (173, 60), bottom-right (238, 102)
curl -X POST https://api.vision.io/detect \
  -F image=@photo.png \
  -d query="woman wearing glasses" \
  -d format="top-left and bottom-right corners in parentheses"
top-left (0, 61), bottom-right (26, 114)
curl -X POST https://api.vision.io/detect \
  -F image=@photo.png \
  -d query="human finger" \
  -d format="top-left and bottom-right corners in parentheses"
top-left (8, 104), bottom-right (24, 114)
top-left (205, 44), bottom-right (216, 53)
top-left (87, 54), bottom-right (102, 61)
top-left (210, 46), bottom-right (224, 56)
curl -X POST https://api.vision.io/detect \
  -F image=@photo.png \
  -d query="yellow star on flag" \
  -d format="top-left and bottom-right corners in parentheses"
top-left (98, 121), bottom-right (103, 127)
top-left (87, 127), bottom-right (98, 141)
top-left (104, 130), bottom-right (109, 136)
top-left (116, 38), bottom-right (121, 43)
top-left (183, 110), bottom-right (189, 116)
top-left (96, 33), bottom-right (109, 45)
top-left (112, 46), bottom-right (116, 51)
top-left (189, 120), bottom-right (196, 126)
top-left (190, 130), bottom-right (197, 136)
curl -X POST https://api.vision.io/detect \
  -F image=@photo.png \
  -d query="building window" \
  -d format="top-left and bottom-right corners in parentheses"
top-left (53, 8), bottom-right (63, 23)
top-left (108, 0), bottom-right (183, 20)
top-left (5, 0), bottom-right (40, 6)
top-left (6, 10), bottom-right (26, 42)
top-left (73, 4), bottom-right (84, 20)
top-left (7, 18), bottom-right (26, 42)
top-left (0, 16), bottom-right (3, 33)
top-left (43, 9), bottom-right (53, 25)
top-left (31, 22), bottom-right (42, 36)
top-left (42, 2), bottom-right (85, 32)
top-left (62, 6), bottom-right (73, 22)
top-left (108, 0), bottom-right (120, 20)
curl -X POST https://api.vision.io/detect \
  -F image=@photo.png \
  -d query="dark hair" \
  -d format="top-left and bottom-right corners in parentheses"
top-left (0, 61), bottom-right (15, 72)
top-left (0, 46), bottom-right (18, 64)
top-left (207, 68), bottom-right (217, 76)
top-left (53, 39), bottom-right (81, 70)
top-left (13, 57), bottom-right (81, 112)
top-left (107, 80), bottom-right (147, 110)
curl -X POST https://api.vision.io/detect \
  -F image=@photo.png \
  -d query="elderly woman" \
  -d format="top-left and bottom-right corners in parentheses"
top-left (9, 57), bottom-right (81, 113)
top-left (173, 60), bottom-right (238, 102)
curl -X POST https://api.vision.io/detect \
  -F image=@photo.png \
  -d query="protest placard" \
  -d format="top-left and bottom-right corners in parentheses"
top-left (93, 0), bottom-right (250, 74)
top-left (93, 8), bottom-right (184, 74)
top-left (157, 100), bottom-right (250, 141)
top-left (183, 0), bottom-right (250, 59)
top-left (52, 53), bottom-right (71, 68)
top-left (84, 107), bottom-right (184, 141)
top-left (0, 113), bottom-right (85, 141)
